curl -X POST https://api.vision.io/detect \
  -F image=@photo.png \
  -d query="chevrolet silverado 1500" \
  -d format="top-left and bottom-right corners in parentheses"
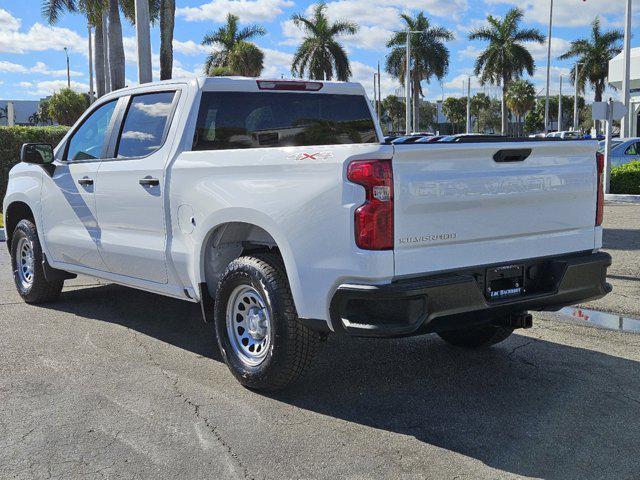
top-left (3, 77), bottom-right (611, 390)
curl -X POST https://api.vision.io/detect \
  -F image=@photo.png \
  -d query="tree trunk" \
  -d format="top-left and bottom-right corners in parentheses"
top-left (501, 83), bottom-right (507, 135)
top-left (594, 83), bottom-right (603, 134)
top-left (412, 75), bottom-right (420, 132)
top-left (108, 0), bottom-right (125, 90)
top-left (94, 21), bottom-right (106, 98)
top-left (160, 0), bottom-right (175, 80)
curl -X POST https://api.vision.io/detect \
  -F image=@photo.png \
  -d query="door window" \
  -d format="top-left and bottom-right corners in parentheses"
top-left (116, 91), bottom-right (176, 159)
top-left (66, 100), bottom-right (117, 161)
top-left (625, 142), bottom-right (639, 156)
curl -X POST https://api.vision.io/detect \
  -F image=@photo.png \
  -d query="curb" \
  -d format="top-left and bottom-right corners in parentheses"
top-left (605, 194), bottom-right (640, 204)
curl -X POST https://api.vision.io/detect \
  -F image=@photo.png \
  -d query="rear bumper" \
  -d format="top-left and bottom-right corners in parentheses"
top-left (329, 251), bottom-right (612, 337)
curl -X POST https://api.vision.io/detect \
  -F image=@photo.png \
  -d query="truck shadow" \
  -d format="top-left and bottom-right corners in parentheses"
top-left (50, 283), bottom-right (640, 480)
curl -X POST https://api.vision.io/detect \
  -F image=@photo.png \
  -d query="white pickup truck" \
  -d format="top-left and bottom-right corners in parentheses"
top-left (3, 77), bottom-right (611, 390)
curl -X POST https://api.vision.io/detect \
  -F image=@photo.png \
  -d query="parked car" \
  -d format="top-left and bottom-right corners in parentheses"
top-left (598, 137), bottom-right (640, 167)
top-left (391, 135), bottom-right (428, 144)
top-left (3, 77), bottom-right (611, 391)
top-left (415, 135), bottom-right (445, 143)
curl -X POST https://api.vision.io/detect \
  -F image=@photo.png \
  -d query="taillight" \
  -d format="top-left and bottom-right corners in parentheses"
top-left (256, 80), bottom-right (323, 91)
top-left (347, 159), bottom-right (393, 250)
top-left (596, 151), bottom-right (604, 226)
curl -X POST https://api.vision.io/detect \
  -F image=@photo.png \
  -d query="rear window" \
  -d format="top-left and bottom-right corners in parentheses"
top-left (192, 92), bottom-right (377, 151)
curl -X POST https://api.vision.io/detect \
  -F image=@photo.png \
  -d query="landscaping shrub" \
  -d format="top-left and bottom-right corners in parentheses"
top-left (0, 125), bottom-right (69, 201)
top-left (610, 161), bottom-right (640, 195)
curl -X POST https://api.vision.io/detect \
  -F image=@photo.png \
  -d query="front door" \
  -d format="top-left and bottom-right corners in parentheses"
top-left (95, 90), bottom-right (178, 284)
top-left (41, 99), bottom-right (119, 271)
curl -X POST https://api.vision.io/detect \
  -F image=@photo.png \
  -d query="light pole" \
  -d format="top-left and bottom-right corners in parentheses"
top-left (573, 62), bottom-right (583, 132)
top-left (377, 62), bottom-right (381, 124)
top-left (620, 0), bottom-right (632, 137)
top-left (543, 0), bottom-right (554, 133)
top-left (558, 74), bottom-right (564, 132)
top-left (64, 47), bottom-right (70, 89)
top-left (466, 77), bottom-right (471, 134)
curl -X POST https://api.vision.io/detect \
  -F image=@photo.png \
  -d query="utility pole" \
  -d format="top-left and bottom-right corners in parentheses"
top-left (135, 0), bottom-right (153, 84)
top-left (377, 62), bottom-right (381, 124)
top-left (405, 28), bottom-right (411, 134)
top-left (88, 26), bottom-right (95, 103)
top-left (373, 73), bottom-right (378, 120)
top-left (64, 47), bottom-right (70, 88)
top-left (543, 0), bottom-right (554, 133)
top-left (573, 63), bottom-right (582, 131)
top-left (620, 0), bottom-right (632, 137)
top-left (466, 77), bottom-right (471, 134)
top-left (558, 74), bottom-right (563, 132)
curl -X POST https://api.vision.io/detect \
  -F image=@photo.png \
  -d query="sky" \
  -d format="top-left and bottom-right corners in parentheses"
top-left (0, 0), bottom-right (638, 102)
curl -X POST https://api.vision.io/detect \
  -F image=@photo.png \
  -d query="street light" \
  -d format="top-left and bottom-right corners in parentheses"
top-left (63, 47), bottom-right (70, 89)
top-left (620, 0), bottom-right (633, 137)
top-left (558, 73), bottom-right (564, 132)
top-left (543, 0), bottom-right (554, 133)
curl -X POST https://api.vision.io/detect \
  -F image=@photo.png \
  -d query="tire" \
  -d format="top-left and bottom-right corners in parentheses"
top-left (437, 322), bottom-right (514, 349)
top-left (214, 253), bottom-right (320, 391)
top-left (10, 219), bottom-right (63, 303)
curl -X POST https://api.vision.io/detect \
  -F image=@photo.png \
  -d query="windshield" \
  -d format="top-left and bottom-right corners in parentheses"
top-left (598, 140), bottom-right (622, 153)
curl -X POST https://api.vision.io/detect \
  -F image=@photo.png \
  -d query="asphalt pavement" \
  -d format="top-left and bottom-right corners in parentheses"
top-left (1, 203), bottom-right (639, 480)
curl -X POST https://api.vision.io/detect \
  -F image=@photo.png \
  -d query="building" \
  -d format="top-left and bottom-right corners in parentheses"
top-left (608, 47), bottom-right (640, 137)
top-left (0, 100), bottom-right (42, 126)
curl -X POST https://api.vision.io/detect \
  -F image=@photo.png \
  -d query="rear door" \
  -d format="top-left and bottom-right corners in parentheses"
top-left (94, 89), bottom-right (180, 284)
top-left (392, 141), bottom-right (599, 277)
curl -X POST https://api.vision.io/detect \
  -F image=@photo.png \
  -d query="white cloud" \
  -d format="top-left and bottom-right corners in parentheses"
top-left (31, 61), bottom-right (83, 78)
top-left (177, 0), bottom-right (294, 23)
top-left (0, 9), bottom-right (86, 55)
top-left (345, 25), bottom-right (394, 51)
top-left (173, 39), bottom-right (209, 56)
top-left (261, 47), bottom-right (293, 78)
top-left (524, 37), bottom-right (572, 62)
top-left (0, 60), bottom-right (28, 73)
top-left (442, 72), bottom-right (482, 90)
top-left (483, 0), bottom-right (627, 28)
top-left (18, 79), bottom-right (89, 97)
top-left (458, 45), bottom-right (482, 60)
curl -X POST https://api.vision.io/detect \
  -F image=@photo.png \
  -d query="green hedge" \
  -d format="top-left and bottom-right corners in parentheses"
top-left (0, 125), bottom-right (69, 202)
top-left (610, 161), bottom-right (640, 195)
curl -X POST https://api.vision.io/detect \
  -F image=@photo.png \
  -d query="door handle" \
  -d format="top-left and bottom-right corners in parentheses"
top-left (493, 148), bottom-right (532, 163)
top-left (139, 178), bottom-right (160, 187)
top-left (78, 177), bottom-right (94, 186)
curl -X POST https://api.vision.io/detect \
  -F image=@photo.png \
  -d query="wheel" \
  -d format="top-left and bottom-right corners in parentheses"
top-left (214, 253), bottom-right (320, 391)
top-left (10, 219), bottom-right (63, 303)
top-left (437, 322), bottom-right (514, 349)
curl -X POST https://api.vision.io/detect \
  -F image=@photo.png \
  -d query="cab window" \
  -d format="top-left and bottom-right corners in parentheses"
top-left (116, 91), bottom-right (176, 159)
top-left (625, 142), bottom-right (639, 156)
top-left (65, 100), bottom-right (117, 161)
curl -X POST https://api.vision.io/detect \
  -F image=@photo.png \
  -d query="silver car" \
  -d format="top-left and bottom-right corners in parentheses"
top-left (598, 138), bottom-right (640, 167)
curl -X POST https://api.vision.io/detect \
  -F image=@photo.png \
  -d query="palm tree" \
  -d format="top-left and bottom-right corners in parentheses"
top-left (386, 13), bottom-right (453, 130)
top-left (42, 0), bottom-right (108, 96)
top-left (290, 2), bottom-right (358, 81)
top-left (559, 16), bottom-right (623, 132)
top-left (505, 79), bottom-right (536, 136)
top-left (469, 8), bottom-right (544, 134)
top-left (201, 13), bottom-right (266, 76)
top-left (159, 0), bottom-right (174, 80)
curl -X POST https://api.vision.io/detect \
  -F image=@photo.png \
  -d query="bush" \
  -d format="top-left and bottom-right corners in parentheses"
top-left (0, 125), bottom-right (69, 201)
top-left (47, 88), bottom-right (89, 126)
top-left (610, 161), bottom-right (640, 195)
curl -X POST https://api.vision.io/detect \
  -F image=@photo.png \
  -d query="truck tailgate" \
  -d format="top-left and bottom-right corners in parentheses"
top-left (392, 141), bottom-right (599, 277)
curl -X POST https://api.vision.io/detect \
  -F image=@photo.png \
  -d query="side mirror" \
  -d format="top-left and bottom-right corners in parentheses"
top-left (20, 143), bottom-right (54, 164)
